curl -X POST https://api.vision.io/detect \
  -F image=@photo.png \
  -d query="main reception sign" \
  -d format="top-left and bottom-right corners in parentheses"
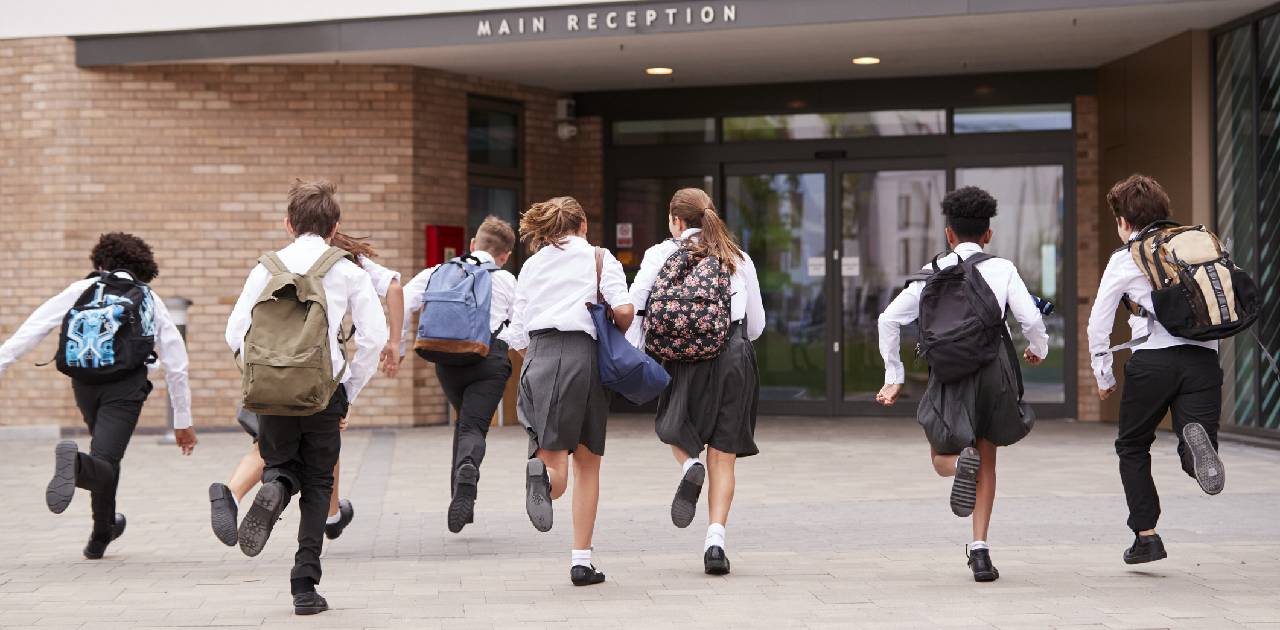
top-left (477, 3), bottom-right (738, 37)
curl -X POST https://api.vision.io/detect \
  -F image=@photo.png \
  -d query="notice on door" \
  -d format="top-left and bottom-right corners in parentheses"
top-left (616, 222), bottom-right (633, 248)
top-left (807, 256), bottom-right (826, 277)
top-left (841, 256), bottom-right (860, 277)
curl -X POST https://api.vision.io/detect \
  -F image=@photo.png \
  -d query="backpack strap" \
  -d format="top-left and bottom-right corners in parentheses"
top-left (259, 252), bottom-right (290, 276)
top-left (306, 246), bottom-right (355, 278)
top-left (593, 247), bottom-right (606, 306)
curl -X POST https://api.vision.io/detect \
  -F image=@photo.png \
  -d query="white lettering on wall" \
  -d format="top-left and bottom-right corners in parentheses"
top-left (497, 18), bottom-right (511, 35)
top-left (479, 4), bottom-right (739, 38)
top-left (626, 10), bottom-right (636, 28)
top-left (533, 16), bottom-right (545, 32)
top-left (606, 11), bottom-right (617, 28)
top-left (700, 6), bottom-right (714, 23)
top-left (645, 9), bottom-right (657, 26)
top-left (476, 20), bottom-right (492, 36)
top-left (724, 4), bottom-right (736, 22)
top-left (586, 12), bottom-right (598, 30)
top-left (665, 8), bottom-right (677, 24)
top-left (567, 13), bottom-right (579, 31)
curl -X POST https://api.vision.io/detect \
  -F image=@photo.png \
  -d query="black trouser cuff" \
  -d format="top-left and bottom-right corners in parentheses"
top-left (290, 577), bottom-right (316, 595)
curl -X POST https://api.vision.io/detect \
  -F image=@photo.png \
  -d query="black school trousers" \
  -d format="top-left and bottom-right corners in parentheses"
top-left (1116, 345), bottom-right (1222, 532)
top-left (257, 386), bottom-right (348, 585)
top-left (435, 339), bottom-right (512, 491)
top-left (71, 368), bottom-right (152, 541)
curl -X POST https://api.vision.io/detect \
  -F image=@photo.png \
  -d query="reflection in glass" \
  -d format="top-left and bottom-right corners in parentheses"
top-left (612, 119), bottom-right (716, 145)
top-left (724, 110), bottom-right (945, 141)
top-left (841, 171), bottom-right (946, 402)
top-left (614, 176), bottom-right (713, 275)
top-left (726, 172), bottom-right (827, 401)
top-left (468, 109), bottom-right (519, 169)
top-left (954, 104), bottom-right (1072, 133)
top-left (468, 184), bottom-right (520, 267)
top-left (956, 166), bottom-right (1066, 403)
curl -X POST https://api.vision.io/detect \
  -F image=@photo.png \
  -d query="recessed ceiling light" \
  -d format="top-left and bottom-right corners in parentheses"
top-left (851, 56), bottom-right (881, 65)
top-left (645, 67), bottom-right (674, 75)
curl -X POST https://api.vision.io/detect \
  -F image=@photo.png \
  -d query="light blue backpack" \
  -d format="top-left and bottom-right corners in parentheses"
top-left (414, 255), bottom-right (501, 366)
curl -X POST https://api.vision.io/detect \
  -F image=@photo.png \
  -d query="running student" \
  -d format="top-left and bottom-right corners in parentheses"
top-left (508, 197), bottom-right (634, 586)
top-left (225, 179), bottom-right (389, 615)
top-left (1087, 174), bottom-right (1226, 565)
top-left (626, 187), bottom-right (764, 575)
top-left (209, 231), bottom-right (403, 547)
top-left (0, 232), bottom-right (197, 559)
top-left (400, 216), bottom-right (517, 533)
top-left (875, 186), bottom-right (1048, 582)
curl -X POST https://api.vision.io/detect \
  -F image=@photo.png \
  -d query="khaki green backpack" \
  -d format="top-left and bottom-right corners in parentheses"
top-left (239, 246), bottom-right (353, 416)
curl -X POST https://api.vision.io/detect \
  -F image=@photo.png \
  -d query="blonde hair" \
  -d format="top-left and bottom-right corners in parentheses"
top-left (474, 215), bottom-right (516, 256)
top-left (669, 188), bottom-right (742, 274)
top-left (519, 196), bottom-right (586, 251)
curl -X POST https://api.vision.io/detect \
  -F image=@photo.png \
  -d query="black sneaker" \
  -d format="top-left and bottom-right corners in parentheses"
top-left (1183, 423), bottom-right (1225, 495)
top-left (704, 545), bottom-right (731, 575)
top-left (671, 462), bottom-right (705, 529)
top-left (83, 513), bottom-right (126, 560)
top-left (525, 459), bottom-right (553, 533)
top-left (448, 462), bottom-right (479, 534)
top-left (950, 447), bottom-right (980, 517)
top-left (46, 440), bottom-right (78, 515)
top-left (570, 564), bottom-right (606, 586)
top-left (209, 483), bottom-right (238, 546)
top-left (1123, 533), bottom-right (1167, 565)
top-left (324, 498), bottom-right (354, 540)
top-left (239, 480), bottom-right (288, 557)
top-left (966, 547), bottom-right (999, 582)
top-left (293, 591), bottom-right (329, 615)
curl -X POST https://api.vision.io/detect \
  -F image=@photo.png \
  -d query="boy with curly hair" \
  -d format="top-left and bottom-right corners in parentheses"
top-left (0, 232), bottom-right (197, 559)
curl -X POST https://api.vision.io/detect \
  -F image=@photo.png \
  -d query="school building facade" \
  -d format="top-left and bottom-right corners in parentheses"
top-left (0, 0), bottom-right (1277, 436)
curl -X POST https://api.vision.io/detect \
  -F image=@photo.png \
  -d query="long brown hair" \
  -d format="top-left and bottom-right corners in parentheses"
top-left (669, 188), bottom-right (742, 274)
top-left (331, 232), bottom-right (376, 266)
top-left (519, 196), bottom-right (586, 251)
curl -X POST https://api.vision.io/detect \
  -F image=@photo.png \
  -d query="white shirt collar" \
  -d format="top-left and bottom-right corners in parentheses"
top-left (954, 242), bottom-right (984, 255)
top-left (1127, 231), bottom-right (1141, 243)
top-left (294, 234), bottom-right (327, 246)
top-left (472, 249), bottom-right (496, 264)
top-left (680, 227), bottom-right (703, 239)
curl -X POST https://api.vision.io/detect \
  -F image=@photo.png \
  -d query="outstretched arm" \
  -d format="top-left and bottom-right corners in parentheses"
top-left (0, 281), bottom-right (89, 375)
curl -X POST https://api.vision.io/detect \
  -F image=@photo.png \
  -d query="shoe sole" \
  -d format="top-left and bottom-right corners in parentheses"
top-left (294, 605), bottom-right (329, 615)
top-left (46, 441), bottom-right (77, 515)
top-left (705, 558), bottom-right (731, 575)
top-left (238, 483), bottom-right (284, 557)
top-left (1184, 423), bottom-right (1225, 495)
top-left (571, 575), bottom-right (606, 586)
top-left (671, 463), bottom-right (705, 529)
top-left (950, 448), bottom-right (980, 518)
top-left (1124, 548), bottom-right (1168, 565)
top-left (973, 570), bottom-right (999, 582)
top-left (209, 484), bottom-right (238, 547)
top-left (525, 459), bottom-right (553, 533)
top-left (449, 464), bottom-right (479, 534)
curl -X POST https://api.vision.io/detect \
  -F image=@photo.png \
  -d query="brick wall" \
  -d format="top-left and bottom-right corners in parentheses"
top-left (0, 37), bottom-right (604, 430)
top-left (1074, 95), bottom-right (1102, 421)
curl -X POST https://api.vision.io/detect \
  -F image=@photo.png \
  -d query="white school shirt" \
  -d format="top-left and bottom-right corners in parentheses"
top-left (0, 271), bottom-right (195, 429)
top-left (357, 255), bottom-right (401, 299)
top-left (876, 242), bottom-right (1050, 385)
top-left (224, 234), bottom-right (390, 404)
top-left (625, 227), bottom-right (767, 348)
top-left (507, 235), bottom-right (632, 351)
top-left (1086, 233), bottom-right (1217, 391)
top-left (399, 250), bottom-right (518, 354)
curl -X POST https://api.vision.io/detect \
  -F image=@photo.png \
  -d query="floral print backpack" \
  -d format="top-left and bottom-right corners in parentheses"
top-left (644, 240), bottom-right (732, 362)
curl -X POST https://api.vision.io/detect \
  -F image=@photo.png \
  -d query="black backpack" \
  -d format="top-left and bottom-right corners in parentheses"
top-left (907, 251), bottom-right (1005, 384)
top-left (54, 271), bottom-right (157, 384)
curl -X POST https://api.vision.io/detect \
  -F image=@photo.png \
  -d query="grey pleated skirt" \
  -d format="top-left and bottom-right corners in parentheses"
top-left (654, 323), bottom-right (760, 458)
top-left (517, 330), bottom-right (610, 458)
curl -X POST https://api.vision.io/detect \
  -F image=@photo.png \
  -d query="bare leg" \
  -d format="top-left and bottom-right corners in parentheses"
top-left (328, 459), bottom-right (341, 518)
top-left (571, 447), bottom-right (603, 551)
top-left (931, 447), bottom-right (958, 477)
top-left (671, 445), bottom-right (693, 466)
top-left (228, 446), bottom-right (265, 502)
top-left (535, 448), bottom-right (570, 500)
top-left (706, 447), bottom-right (737, 526)
top-left (971, 439), bottom-right (997, 542)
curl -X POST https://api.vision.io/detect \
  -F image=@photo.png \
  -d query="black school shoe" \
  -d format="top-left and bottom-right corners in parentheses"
top-left (966, 547), bottom-right (999, 582)
top-left (46, 440), bottom-right (78, 514)
top-left (448, 462), bottom-right (480, 534)
top-left (238, 480), bottom-right (288, 557)
top-left (570, 564), bottom-right (606, 586)
top-left (325, 499), bottom-right (355, 540)
top-left (671, 462), bottom-right (705, 528)
top-left (704, 545), bottom-right (731, 575)
top-left (83, 513), bottom-right (126, 560)
top-left (209, 483), bottom-right (239, 546)
top-left (525, 459), bottom-right (553, 533)
top-left (950, 447), bottom-right (980, 517)
top-left (1183, 423), bottom-right (1225, 495)
top-left (293, 591), bottom-right (330, 615)
top-left (1123, 533), bottom-right (1168, 565)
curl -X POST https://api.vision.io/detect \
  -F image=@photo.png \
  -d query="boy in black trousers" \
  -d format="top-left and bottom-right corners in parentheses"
top-left (400, 216), bottom-right (517, 533)
top-left (1087, 174), bottom-right (1226, 564)
top-left (0, 233), bottom-right (197, 559)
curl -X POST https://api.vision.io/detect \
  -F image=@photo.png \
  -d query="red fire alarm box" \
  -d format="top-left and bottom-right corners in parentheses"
top-left (425, 225), bottom-right (466, 268)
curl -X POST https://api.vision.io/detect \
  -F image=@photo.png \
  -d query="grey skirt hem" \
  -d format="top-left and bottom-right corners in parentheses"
top-left (517, 330), bottom-right (609, 458)
top-left (653, 324), bottom-right (760, 458)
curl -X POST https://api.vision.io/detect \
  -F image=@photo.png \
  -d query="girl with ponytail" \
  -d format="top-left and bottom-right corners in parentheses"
top-left (627, 187), bottom-right (766, 576)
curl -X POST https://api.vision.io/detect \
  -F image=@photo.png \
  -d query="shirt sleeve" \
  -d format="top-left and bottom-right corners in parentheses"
top-left (877, 281), bottom-right (923, 385)
top-left (225, 265), bottom-right (269, 358)
top-left (149, 293), bottom-right (193, 429)
top-left (398, 267), bottom-right (435, 357)
top-left (358, 256), bottom-right (401, 299)
top-left (740, 253), bottom-right (766, 341)
top-left (494, 270), bottom-right (518, 346)
top-left (508, 272), bottom-right (531, 351)
top-left (1005, 266), bottom-right (1050, 360)
top-left (599, 249), bottom-right (632, 308)
top-left (0, 281), bottom-right (89, 374)
top-left (344, 266), bottom-right (390, 405)
top-left (1087, 254), bottom-right (1129, 391)
top-left (625, 243), bottom-right (672, 348)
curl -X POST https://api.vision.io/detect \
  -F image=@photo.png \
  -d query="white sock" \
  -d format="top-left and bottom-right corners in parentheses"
top-left (969, 540), bottom-right (989, 552)
top-left (571, 548), bottom-right (593, 568)
top-left (326, 510), bottom-right (342, 525)
top-left (682, 458), bottom-right (701, 474)
top-left (705, 523), bottom-right (726, 551)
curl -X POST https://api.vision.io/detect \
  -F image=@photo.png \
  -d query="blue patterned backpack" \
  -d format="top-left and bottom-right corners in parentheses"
top-left (55, 271), bottom-right (156, 384)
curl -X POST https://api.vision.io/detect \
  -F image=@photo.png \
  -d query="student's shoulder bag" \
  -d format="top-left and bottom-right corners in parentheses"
top-left (587, 247), bottom-right (672, 405)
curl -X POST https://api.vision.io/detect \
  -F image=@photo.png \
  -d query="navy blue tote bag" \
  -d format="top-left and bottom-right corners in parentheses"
top-left (588, 248), bottom-right (671, 405)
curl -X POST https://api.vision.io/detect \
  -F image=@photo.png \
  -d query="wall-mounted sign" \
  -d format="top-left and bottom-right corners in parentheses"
top-left (478, 3), bottom-right (738, 38)
top-left (841, 256), bottom-right (860, 277)
top-left (807, 256), bottom-right (826, 277)
top-left (616, 222), bottom-right (634, 248)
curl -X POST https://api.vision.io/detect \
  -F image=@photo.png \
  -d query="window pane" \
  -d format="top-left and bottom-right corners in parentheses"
top-left (612, 118), bottom-right (715, 145)
top-left (954, 104), bottom-right (1072, 133)
top-left (1252, 16), bottom-right (1280, 429)
top-left (723, 110), bottom-right (945, 141)
top-left (955, 166), bottom-right (1065, 404)
top-left (614, 176), bottom-right (714, 274)
top-left (468, 183), bottom-right (520, 267)
top-left (468, 108), bottom-right (519, 169)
